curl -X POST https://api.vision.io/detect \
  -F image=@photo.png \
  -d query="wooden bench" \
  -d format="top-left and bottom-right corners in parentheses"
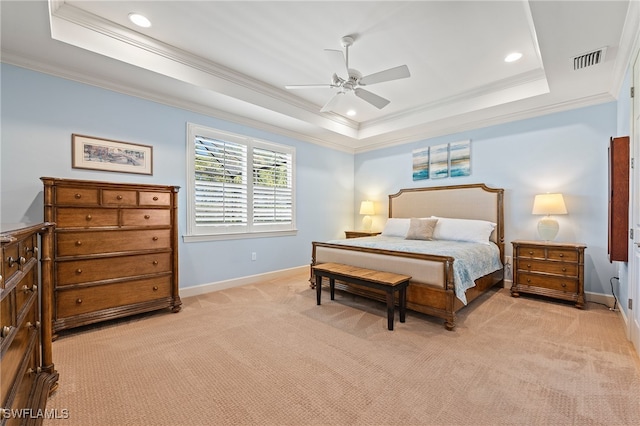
top-left (312, 262), bottom-right (411, 330)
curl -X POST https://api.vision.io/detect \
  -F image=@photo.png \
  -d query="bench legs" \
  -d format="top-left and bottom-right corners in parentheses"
top-left (316, 273), bottom-right (408, 331)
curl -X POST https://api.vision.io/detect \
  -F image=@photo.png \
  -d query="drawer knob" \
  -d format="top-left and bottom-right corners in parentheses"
top-left (7, 256), bottom-right (25, 267)
top-left (27, 321), bottom-right (41, 330)
top-left (86, 214), bottom-right (92, 221)
top-left (76, 298), bottom-right (83, 304)
top-left (528, 251), bottom-right (533, 255)
top-left (526, 278), bottom-right (531, 283)
top-left (562, 267), bottom-right (567, 272)
top-left (153, 196), bottom-right (159, 201)
top-left (152, 236), bottom-right (158, 241)
top-left (21, 284), bottom-right (36, 293)
top-left (561, 283), bottom-right (567, 288)
top-left (1, 325), bottom-right (12, 338)
top-left (526, 264), bottom-right (531, 268)
top-left (25, 246), bottom-right (38, 255)
top-left (117, 195), bottom-right (123, 200)
top-left (75, 193), bottom-right (82, 199)
top-left (153, 286), bottom-right (159, 291)
top-left (76, 269), bottom-right (82, 274)
top-left (559, 253), bottom-right (564, 257)
top-left (144, 214), bottom-right (151, 219)
top-left (76, 241), bottom-right (82, 246)
top-left (153, 260), bottom-right (158, 265)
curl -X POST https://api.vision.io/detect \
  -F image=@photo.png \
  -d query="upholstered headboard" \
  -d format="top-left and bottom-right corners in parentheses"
top-left (388, 184), bottom-right (505, 258)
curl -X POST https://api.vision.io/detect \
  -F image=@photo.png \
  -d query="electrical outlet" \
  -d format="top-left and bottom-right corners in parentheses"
top-left (505, 256), bottom-right (512, 265)
top-left (251, 252), bottom-right (257, 261)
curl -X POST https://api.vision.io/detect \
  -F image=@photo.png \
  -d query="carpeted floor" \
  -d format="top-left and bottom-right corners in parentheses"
top-left (43, 272), bottom-right (640, 425)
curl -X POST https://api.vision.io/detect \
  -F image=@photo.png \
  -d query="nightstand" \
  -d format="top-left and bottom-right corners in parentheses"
top-left (511, 240), bottom-right (587, 308)
top-left (345, 231), bottom-right (381, 239)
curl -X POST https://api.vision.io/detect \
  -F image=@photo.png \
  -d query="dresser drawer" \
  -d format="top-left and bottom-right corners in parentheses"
top-left (102, 189), bottom-right (137, 206)
top-left (547, 248), bottom-right (578, 262)
top-left (516, 272), bottom-right (578, 293)
top-left (2, 242), bottom-right (20, 285)
top-left (1, 290), bottom-right (15, 341)
top-left (56, 275), bottom-right (173, 317)
top-left (121, 209), bottom-right (171, 227)
top-left (57, 229), bottom-right (172, 256)
top-left (56, 252), bottom-right (173, 286)
top-left (0, 299), bottom-right (37, 406)
top-left (56, 207), bottom-right (119, 228)
top-left (515, 259), bottom-right (578, 277)
top-left (56, 187), bottom-right (99, 205)
top-left (14, 269), bottom-right (37, 316)
top-left (139, 191), bottom-right (171, 206)
top-left (516, 246), bottom-right (546, 259)
top-left (7, 342), bottom-right (39, 421)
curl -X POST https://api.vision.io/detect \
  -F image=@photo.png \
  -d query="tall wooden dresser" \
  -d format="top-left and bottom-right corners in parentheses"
top-left (1, 223), bottom-right (58, 424)
top-left (41, 177), bottom-right (181, 334)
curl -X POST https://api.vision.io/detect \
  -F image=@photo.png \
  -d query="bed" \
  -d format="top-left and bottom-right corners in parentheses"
top-left (311, 183), bottom-right (505, 330)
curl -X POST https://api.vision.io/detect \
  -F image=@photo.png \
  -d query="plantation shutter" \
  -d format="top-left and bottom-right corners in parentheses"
top-left (194, 136), bottom-right (247, 228)
top-left (252, 146), bottom-right (293, 226)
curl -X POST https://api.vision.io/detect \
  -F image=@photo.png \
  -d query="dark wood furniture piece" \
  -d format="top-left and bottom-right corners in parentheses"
top-left (41, 177), bottom-right (181, 335)
top-left (344, 231), bottom-right (381, 239)
top-left (312, 184), bottom-right (504, 330)
top-left (511, 240), bottom-right (586, 308)
top-left (608, 136), bottom-right (630, 262)
top-left (313, 262), bottom-right (410, 331)
top-left (1, 223), bottom-right (58, 425)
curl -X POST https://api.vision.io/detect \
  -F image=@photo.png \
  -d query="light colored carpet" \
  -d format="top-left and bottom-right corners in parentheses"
top-left (44, 272), bottom-right (640, 425)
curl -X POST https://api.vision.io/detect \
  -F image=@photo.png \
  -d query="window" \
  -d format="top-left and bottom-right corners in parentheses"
top-left (185, 123), bottom-right (296, 241)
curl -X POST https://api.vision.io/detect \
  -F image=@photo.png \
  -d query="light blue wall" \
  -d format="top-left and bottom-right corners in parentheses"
top-left (354, 103), bottom-right (619, 297)
top-left (0, 64), bottom-right (354, 288)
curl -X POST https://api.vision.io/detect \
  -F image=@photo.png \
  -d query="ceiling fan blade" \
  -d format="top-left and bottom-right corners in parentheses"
top-left (285, 84), bottom-right (334, 90)
top-left (359, 65), bottom-right (410, 86)
top-left (325, 49), bottom-right (349, 79)
top-left (354, 88), bottom-right (390, 109)
top-left (320, 92), bottom-right (344, 113)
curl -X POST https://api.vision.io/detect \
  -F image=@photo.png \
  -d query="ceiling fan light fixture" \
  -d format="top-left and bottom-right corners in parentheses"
top-left (504, 52), bottom-right (523, 63)
top-left (128, 13), bottom-right (151, 28)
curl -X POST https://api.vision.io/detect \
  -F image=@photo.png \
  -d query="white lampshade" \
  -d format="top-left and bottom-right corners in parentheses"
top-left (359, 200), bottom-right (375, 231)
top-left (532, 193), bottom-right (567, 241)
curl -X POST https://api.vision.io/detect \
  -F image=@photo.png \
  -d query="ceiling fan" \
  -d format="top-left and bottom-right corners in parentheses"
top-left (285, 35), bottom-right (410, 113)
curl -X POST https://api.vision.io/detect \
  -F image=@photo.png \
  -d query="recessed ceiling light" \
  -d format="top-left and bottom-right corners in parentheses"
top-left (504, 52), bottom-right (523, 63)
top-left (128, 13), bottom-right (151, 28)
top-left (346, 109), bottom-right (356, 117)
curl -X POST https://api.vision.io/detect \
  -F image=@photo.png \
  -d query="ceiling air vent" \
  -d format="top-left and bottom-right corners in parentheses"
top-left (573, 47), bottom-right (607, 70)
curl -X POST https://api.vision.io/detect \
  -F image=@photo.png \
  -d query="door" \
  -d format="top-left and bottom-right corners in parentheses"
top-left (631, 50), bottom-right (640, 352)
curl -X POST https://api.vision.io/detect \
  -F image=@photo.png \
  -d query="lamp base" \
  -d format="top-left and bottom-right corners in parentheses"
top-left (362, 215), bottom-right (372, 231)
top-left (537, 216), bottom-right (559, 241)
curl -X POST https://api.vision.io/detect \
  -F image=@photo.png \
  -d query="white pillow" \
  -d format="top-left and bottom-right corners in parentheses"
top-left (380, 218), bottom-right (411, 237)
top-left (431, 216), bottom-right (496, 244)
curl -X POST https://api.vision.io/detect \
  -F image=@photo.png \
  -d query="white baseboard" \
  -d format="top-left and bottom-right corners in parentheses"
top-left (180, 265), bottom-right (309, 298)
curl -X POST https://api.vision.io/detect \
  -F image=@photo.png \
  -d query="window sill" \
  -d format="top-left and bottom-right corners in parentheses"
top-left (183, 229), bottom-right (298, 242)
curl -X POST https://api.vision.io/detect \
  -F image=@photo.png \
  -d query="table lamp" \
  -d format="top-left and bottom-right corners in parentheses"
top-left (532, 193), bottom-right (567, 241)
top-left (359, 200), bottom-right (375, 231)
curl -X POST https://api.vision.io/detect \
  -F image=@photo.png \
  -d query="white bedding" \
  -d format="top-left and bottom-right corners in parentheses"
top-left (322, 236), bottom-right (503, 304)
